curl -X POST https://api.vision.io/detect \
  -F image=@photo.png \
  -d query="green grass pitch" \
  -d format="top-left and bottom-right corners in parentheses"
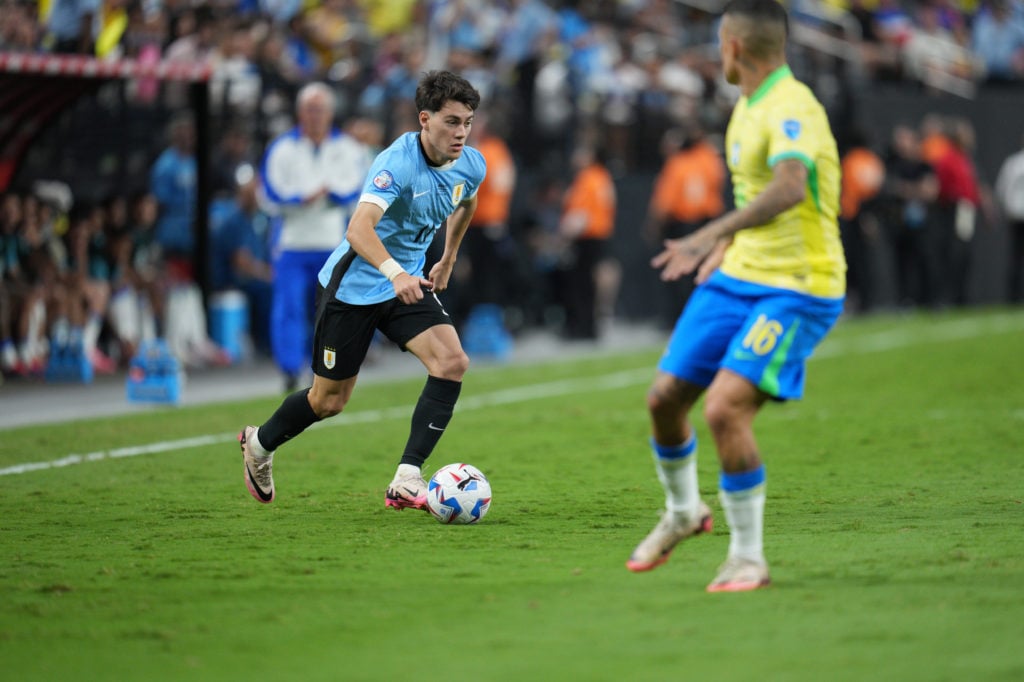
top-left (1, 308), bottom-right (1023, 681)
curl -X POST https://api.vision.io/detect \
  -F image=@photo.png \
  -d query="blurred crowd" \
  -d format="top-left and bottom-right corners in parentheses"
top-left (840, 113), bottom-right (1024, 312)
top-left (2, 0), bottom-right (1024, 383)
top-left (0, 0), bottom-right (1018, 164)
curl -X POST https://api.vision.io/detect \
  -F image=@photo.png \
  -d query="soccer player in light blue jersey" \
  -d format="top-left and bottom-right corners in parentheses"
top-left (238, 71), bottom-right (486, 510)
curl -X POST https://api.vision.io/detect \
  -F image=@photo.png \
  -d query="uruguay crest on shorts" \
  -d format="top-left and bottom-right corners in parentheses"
top-left (323, 346), bottom-right (336, 370)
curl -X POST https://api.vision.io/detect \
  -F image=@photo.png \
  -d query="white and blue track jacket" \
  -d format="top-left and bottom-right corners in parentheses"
top-left (259, 127), bottom-right (372, 252)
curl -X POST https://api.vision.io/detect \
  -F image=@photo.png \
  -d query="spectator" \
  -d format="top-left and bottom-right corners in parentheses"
top-left (210, 165), bottom-right (274, 355)
top-left (461, 111), bottom-right (518, 319)
top-left (94, 0), bottom-right (131, 59)
top-left (497, 0), bottom-right (561, 167)
top-left (972, 0), bottom-right (1024, 82)
top-left (210, 124), bottom-right (257, 200)
top-left (1, 194), bottom-right (48, 376)
top-left (64, 202), bottom-right (115, 373)
top-left (932, 118), bottom-right (984, 306)
top-left (872, 0), bottom-right (915, 73)
top-left (995, 133), bottom-right (1024, 301)
top-left (125, 191), bottom-right (167, 340)
top-left (645, 123), bottom-right (727, 328)
top-left (43, 0), bottom-right (99, 54)
top-left (304, 0), bottom-right (363, 73)
top-left (839, 130), bottom-right (886, 313)
top-left (148, 117), bottom-right (231, 368)
top-left (259, 82), bottom-right (371, 390)
top-left (162, 6), bottom-right (219, 109)
top-left (881, 124), bottom-right (940, 308)
top-left (253, 27), bottom-right (306, 133)
top-left (0, 2), bottom-right (42, 52)
top-left (558, 143), bottom-right (617, 340)
top-left (522, 175), bottom-right (570, 328)
top-left (149, 114), bottom-right (197, 282)
top-left (902, 1), bottom-right (980, 90)
top-left (209, 19), bottom-right (262, 116)
top-left (920, 112), bottom-right (953, 165)
top-left (106, 195), bottom-right (155, 363)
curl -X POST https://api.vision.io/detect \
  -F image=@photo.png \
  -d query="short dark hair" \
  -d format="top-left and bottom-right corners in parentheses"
top-left (723, 0), bottom-right (788, 26)
top-left (415, 70), bottom-right (481, 114)
top-left (723, 0), bottom-right (789, 57)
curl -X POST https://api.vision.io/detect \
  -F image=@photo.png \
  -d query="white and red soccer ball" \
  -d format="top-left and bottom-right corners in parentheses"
top-left (426, 463), bottom-right (492, 524)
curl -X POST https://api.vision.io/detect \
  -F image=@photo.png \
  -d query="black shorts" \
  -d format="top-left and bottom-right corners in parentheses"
top-left (311, 285), bottom-right (454, 380)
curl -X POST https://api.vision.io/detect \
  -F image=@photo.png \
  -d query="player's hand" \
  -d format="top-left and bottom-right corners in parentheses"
top-left (695, 237), bottom-right (731, 284)
top-left (392, 272), bottom-right (433, 303)
top-left (427, 260), bottom-right (454, 292)
top-left (652, 229), bottom-right (717, 281)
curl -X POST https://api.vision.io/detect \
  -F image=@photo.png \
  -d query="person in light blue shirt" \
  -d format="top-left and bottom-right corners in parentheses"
top-left (971, 0), bottom-right (1024, 82)
top-left (149, 115), bottom-right (196, 280)
top-left (237, 71), bottom-right (486, 513)
top-left (45, 0), bottom-right (100, 53)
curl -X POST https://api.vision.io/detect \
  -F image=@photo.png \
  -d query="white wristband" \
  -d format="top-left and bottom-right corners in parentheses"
top-left (378, 258), bottom-right (405, 282)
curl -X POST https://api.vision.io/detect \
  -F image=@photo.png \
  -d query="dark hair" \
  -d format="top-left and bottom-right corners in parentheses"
top-left (723, 0), bottom-right (789, 36)
top-left (415, 70), bottom-right (481, 114)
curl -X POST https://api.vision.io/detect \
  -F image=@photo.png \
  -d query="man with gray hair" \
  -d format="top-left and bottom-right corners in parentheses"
top-left (259, 82), bottom-right (372, 390)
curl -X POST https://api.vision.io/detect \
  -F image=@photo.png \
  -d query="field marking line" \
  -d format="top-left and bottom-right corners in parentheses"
top-left (2, 312), bottom-right (1022, 478)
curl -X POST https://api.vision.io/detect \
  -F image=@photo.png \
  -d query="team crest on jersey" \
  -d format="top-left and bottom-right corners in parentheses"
top-left (730, 142), bottom-right (741, 166)
top-left (451, 182), bottom-right (465, 205)
top-left (372, 170), bottom-right (394, 190)
top-left (782, 119), bottom-right (802, 141)
top-left (323, 346), bottom-right (336, 370)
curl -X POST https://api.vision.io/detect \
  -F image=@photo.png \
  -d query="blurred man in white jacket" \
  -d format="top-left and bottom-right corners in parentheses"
top-left (260, 82), bottom-right (372, 390)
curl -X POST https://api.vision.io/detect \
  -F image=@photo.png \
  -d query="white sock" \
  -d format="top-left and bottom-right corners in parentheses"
top-left (84, 313), bottom-right (102, 353)
top-left (395, 463), bottom-right (421, 480)
top-left (26, 299), bottom-right (45, 355)
top-left (652, 436), bottom-right (699, 522)
top-left (251, 429), bottom-right (273, 457)
top-left (18, 340), bottom-right (33, 364)
top-left (720, 485), bottom-right (766, 564)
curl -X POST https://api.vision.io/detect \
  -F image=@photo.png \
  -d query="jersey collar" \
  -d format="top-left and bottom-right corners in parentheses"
top-left (417, 133), bottom-right (457, 170)
top-left (747, 65), bottom-right (793, 106)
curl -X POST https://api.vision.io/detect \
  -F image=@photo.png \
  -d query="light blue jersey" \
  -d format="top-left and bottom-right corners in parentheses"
top-left (318, 132), bottom-right (487, 305)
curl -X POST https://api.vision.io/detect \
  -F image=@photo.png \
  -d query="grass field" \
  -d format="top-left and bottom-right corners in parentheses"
top-left (2, 308), bottom-right (1023, 681)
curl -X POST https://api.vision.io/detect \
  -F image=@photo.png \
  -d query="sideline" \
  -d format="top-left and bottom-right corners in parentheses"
top-left (3, 312), bottom-right (1022, 477)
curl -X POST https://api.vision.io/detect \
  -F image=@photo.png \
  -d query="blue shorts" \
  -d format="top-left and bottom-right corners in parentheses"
top-left (658, 272), bottom-right (844, 400)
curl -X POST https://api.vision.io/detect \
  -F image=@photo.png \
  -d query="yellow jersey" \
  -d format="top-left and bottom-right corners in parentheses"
top-left (721, 65), bottom-right (846, 298)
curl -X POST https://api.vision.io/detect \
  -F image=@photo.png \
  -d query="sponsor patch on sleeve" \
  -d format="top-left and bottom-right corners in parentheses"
top-left (372, 170), bottom-right (394, 190)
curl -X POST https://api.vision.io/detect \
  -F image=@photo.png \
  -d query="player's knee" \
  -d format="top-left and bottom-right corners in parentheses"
top-left (309, 391), bottom-right (346, 419)
top-left (703, 392), bottom-right (740, 435)
top-left (437, 349), bottom-right (470, 380)
top-left (646, 386), bottom-right (675, 417)
top-left (647, 375), bottom-right (692, 418)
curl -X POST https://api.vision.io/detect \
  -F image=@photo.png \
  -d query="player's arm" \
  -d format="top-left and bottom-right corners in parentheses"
top-left (429, 194), bottom-right (478, 292)
top-left (653, 158), bottom-right (807, 281)
top-left (347, 201), bottom-right (432, 303)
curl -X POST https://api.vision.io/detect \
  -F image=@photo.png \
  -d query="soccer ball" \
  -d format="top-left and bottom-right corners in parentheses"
top-left (426, 463), bottom-right (492, 524)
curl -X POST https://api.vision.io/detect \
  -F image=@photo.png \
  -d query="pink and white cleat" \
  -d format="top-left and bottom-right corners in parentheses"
top-left (239, 426), bottom-right (274, 504)
top-left (706, 557), bottom-right (771, 593)
top-left (385, 472), bottom-right (428, 510)
top-left (626, 502), bottom-right (713, 572)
